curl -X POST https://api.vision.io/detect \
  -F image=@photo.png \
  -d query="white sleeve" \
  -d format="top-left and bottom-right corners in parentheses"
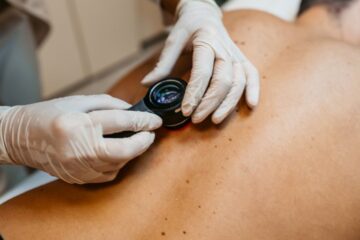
top-left (222, 0), bottom-right (302, 22)
top-left (0, 107), bottom-right (11, 164)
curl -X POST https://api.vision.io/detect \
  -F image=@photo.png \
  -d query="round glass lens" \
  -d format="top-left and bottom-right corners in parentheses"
top-left (153, 85), bottom-right (181, 105)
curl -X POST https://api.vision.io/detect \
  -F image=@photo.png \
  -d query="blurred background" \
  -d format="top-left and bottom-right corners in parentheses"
top-left (0, 0), bottom-right (167, 202)
top-left (35, 0), bottom-right (165, 99)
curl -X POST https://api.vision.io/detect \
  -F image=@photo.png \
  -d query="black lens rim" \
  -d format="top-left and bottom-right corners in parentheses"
top-left (146, 78), bottom-right (187, 110)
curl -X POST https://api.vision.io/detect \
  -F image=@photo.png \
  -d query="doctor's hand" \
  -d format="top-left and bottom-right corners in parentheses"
top-left (0, 95), bottom-right (162, 184)
top-left (143, 0), bottom-right (260, 124)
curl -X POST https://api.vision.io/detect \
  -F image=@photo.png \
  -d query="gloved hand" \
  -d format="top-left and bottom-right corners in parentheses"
top-left (0, 95), bottom-right (162, 184)
top-left (143, 0), bottom-right (260, 124)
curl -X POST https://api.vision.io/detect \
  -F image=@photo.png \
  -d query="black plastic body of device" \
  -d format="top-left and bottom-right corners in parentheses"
top-left (105, 78), bottom-right (190, 138)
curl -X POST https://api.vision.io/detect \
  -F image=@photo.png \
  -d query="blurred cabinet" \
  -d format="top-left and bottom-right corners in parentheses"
top-left (39, 0), bottom-right (164, 98)
top-left (38, 0), bottom-right (86, 98)
top-left (70, 0), bottom-right (139, 75)
top-left (137, 0), bottom-right (164, 41)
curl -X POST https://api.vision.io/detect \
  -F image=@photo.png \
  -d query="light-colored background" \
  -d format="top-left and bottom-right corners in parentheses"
top-left (39, 0), bottom-right (164, 98)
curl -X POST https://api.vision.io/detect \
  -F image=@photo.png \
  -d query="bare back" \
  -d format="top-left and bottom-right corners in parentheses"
top-left (1, 11), bottom-right (360, 240)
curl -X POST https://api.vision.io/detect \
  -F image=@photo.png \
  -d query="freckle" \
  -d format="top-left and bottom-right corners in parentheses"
top-left (240, 41), bottom-right (246, 45)
top-left (182, 231), bottom-right (187, 235)
top-left (186, 180), bottom-right (190, 184)
top-left (161, 232), bottom-right (166, 236)
top-left (214, 145), bottom-right (217, 148)
top-left (164, 217), bottom-right (168, 221)
top-left (213, 211), bottom-right (216, 215)
top-left (198, 205), bottom-right (202, 209)
top-left (228, 138), bottom-right (232, 142)
top-left (262, 75), bottom-right (267, 79)
top-left (234, 40), bottom-right (239, 44)
top-left (247, 27), bottom-right (252, 31)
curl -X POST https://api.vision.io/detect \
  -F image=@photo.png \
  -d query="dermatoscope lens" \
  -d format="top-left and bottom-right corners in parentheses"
top-left (149, 80), bottom-right (184, 108)
top-left (154, 85), bottom-right (181, 105)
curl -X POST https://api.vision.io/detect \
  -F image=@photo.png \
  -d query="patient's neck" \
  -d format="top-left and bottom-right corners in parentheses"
top-left (297, 6), bottom-right (343, 41)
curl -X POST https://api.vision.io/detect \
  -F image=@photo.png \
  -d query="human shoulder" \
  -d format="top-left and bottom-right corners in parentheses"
top-left (304, 40), bottom-right (360, 75)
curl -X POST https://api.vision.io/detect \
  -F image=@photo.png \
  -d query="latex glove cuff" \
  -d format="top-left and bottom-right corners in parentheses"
top-left (0, 107), bottom-right (12, 164)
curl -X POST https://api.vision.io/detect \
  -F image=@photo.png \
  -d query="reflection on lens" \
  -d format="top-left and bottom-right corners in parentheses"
top-left (155, 87), bottom-right (181, 105)
top-left (152, 84), bottom-right (182, 106)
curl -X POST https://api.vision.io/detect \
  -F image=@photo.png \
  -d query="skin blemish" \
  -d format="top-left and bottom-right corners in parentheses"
top-left (214, 145), bottom-right (217, 148)
top-left (240, 41), bottom-right (246, 45)
top-left (161, 232), bottom-right (166, 236)
top-left (164, 217), bottom-right (168, 221)
top-left (182, 231), bottom-right (187, 235)
top-left (228, 138), bottom-right (233, 142)
top-left (213, 211), bottom-right (216, 215)
top-left (186, 180), bottom-right (190, 184)
top-left (262, 75), bottom-right (267, 80)
top-left (198, 205), bottom-right (202, 209)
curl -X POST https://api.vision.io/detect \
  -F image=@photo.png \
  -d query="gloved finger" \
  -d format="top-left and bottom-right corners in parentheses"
top-left (86, 170), bottom-right (119, 184)
top-left (88, 157), bottom-right (124, 173)
top-left (244, 61), bottom-right (260, 108)
top-left (182, 44), bottom-right (215, 117)
top-left (101, 131), bottom-right (155, 162)
top-left (88, 110), bottom-right (162, 135)
top-left (212, 62), bottom-right (246, 124)
top-left (142, 26), bottom-right (191, 86)
top-left (192, 59), bottom-right (233, 124)
top-left (62, 95), bottom-right (131, 112)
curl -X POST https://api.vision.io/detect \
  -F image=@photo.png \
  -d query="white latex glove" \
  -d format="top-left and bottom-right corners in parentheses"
top-left (0, 95), bottom-right (162, 184)
top-left (142, 0), bottom-right (260, 124)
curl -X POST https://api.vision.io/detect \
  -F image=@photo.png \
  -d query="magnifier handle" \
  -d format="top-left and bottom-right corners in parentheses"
top-left (104, 100), bottom-right (153, 139)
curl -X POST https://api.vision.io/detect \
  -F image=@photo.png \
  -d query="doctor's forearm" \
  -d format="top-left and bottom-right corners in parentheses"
top-left (0, 106), bottom-right (11, 164)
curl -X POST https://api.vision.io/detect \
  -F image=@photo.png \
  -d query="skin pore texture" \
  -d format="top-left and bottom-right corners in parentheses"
top-left (1, 6), bottom-right (360, 240)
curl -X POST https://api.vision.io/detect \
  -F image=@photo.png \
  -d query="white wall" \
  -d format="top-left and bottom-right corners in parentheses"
top-left (38, 0), bottom-right (165, 98)
top-left (38, 0), bottom-right (86, 98)
top-left (137, 0), bottom-right (164, 41)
